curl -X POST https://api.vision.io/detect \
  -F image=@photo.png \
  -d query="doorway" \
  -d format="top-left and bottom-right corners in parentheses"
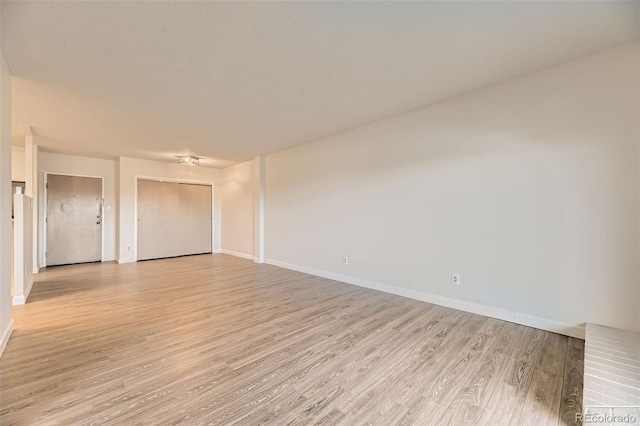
top-left (45, 174), bottom-right (103, 266)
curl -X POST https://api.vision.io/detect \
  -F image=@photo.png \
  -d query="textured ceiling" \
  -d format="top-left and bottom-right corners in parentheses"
top-left (2, 1), bottom-right (639, 168)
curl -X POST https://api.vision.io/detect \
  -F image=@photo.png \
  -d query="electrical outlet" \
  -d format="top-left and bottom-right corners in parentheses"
top-left (451, 274), bottom-right (460, 285)
top-left (343, 257), bottom-right (349, 265)
top-left (243, 242), bottom-right (248, 248)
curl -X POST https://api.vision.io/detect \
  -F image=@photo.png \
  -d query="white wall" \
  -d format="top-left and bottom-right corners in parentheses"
top-left (220, 160), bottom-right (255, 259)
top-left (117, 156), bottom-right (222, 263)
top-left (0, 44), bottom-right (14, 356)
top-left (11, 143), bottom-right (38, 273)
top-left (30, 143), bottom-right (38, 272)
top-left (37, 170), bottom-right (44, 271)
top-left (11, 146), bottom-right (24, 182)
top-left (265, 42), bottom-right (640, 337)
top-left (39, 152), bottom-right (117, 262)
top-left (12, 194), bottom-right (33, 305)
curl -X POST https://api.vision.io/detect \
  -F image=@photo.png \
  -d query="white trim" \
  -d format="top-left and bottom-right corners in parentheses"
top-left (116, 257), bottom-right (136, 264)
top-left (12, 276), bottom-right (34, 306)
top-left (253, 157), bottom-right (265, 264)
top-left (0, 319), bottom-right (14, 357)
top-left (43, 172), bottom-right (105, 266)
top-left (134, 176), bottom-right (215, 263)
top-left (212, 249), bottom-right (222, 254)
top-left (221, 249), bottom-right (255, 261)
top-left (135, 175), bottom-right (215, 185)
top-left (264, 258), bottom-right (585, 339)
top-left (42, 173), bottom-right (47, 267)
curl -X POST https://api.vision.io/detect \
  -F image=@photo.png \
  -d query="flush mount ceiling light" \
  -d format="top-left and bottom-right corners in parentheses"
top-left (178, 155), bottom-right (200, 166)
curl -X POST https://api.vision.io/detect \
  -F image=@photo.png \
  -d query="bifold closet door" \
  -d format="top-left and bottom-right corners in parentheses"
top-left (179, 184), bottom-right (212, 255)
top-left (137, 180), bottom-right (182, 260)
top-left (137, 180), bottom-right (212, 261)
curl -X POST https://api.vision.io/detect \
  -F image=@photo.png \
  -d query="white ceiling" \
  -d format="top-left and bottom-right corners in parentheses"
top-left (2, 1), bottom-right (639, 168)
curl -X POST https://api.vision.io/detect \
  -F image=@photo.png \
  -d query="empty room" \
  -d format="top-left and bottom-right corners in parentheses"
top-left (0, 1), bottom-right (639, 425)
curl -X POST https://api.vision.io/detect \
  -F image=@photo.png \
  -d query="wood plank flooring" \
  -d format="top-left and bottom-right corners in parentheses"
top-left (0, 254), bottom-right (583, 425)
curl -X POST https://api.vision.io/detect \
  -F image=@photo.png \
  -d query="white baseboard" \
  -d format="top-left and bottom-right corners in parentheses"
top-left (212, 249), bottom-right (222, 254)
top-left (25, 275), bottom-right (33, 302)
top-left (0, 319), bottom-right (14, 357)
top-left (264, 258), bottom-right (585, 339)
top-left (116, 257), bottom-right (136, 264)
top-left (12, 276), bottom-right (34, 306)
top-left (221, 249), bottom-right (255, 261)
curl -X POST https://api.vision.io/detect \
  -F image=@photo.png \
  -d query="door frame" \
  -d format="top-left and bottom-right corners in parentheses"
top-left (134, 176), bottom-right (214, 262)
top-left (43, 172), bottom-right (105, 268)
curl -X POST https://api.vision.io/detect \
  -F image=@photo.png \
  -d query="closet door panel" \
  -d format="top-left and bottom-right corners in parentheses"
top-left (137, 180), bottom-right (182, 260)
top-left (179, 184), bottom-right (212, 255)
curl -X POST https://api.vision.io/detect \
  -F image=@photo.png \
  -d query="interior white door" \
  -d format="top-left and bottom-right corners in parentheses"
top-left (46, 174), bottom-right (102, 266)
top-left (179, 184), bottom-right (212, 255)
top-left (137, 180), bottom-right (182, 261)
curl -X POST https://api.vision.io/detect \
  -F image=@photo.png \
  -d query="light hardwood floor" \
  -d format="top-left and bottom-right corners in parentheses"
top-left (0, 254), bottom-right (583, 425)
